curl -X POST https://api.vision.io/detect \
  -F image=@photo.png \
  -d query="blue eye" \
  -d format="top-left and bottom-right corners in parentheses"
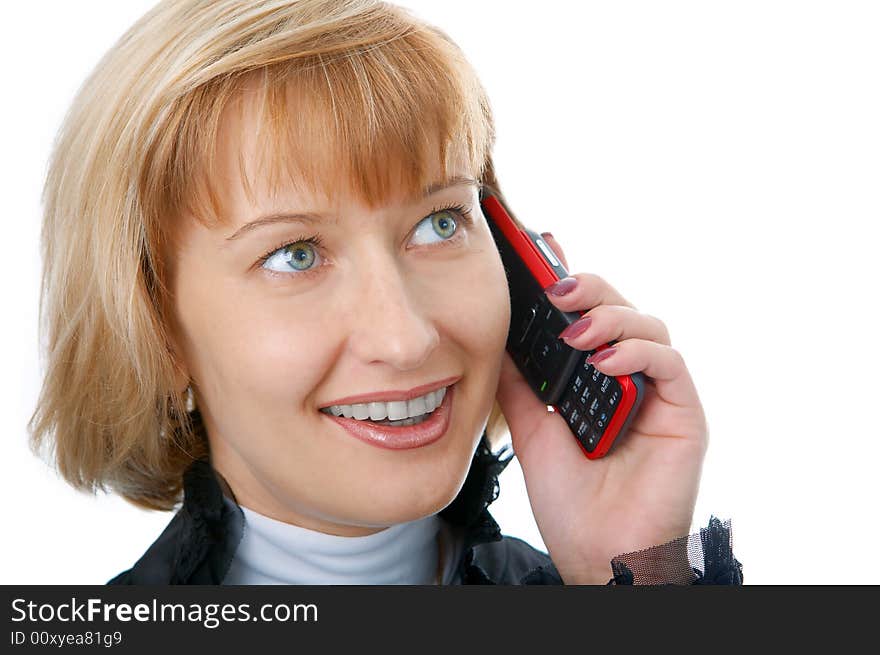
top-left (410, 205), bottom-right (469, 246)
top-left (260, 236), bottom-right (323, 275)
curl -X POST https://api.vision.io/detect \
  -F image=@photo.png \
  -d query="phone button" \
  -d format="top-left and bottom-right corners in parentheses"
top-left (595, 405), bottom-right (610, 432)
top-left (578, 385), bottom-right (593, 409)
top-left (536, 239), bottom-right (561, 267)
top-left (559, 396), bottom-right (573, 419)
top-left (582, 352), bottom-right (597, 372)
top-left (607, 388), bottom-right (620, 408)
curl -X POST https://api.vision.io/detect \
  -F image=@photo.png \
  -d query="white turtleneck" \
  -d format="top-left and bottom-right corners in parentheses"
top-left (221, 504), bottom-right (464, 585)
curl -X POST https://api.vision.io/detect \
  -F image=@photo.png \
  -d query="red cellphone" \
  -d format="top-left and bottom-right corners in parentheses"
top-left (481, 185), bottom-right (646, 459)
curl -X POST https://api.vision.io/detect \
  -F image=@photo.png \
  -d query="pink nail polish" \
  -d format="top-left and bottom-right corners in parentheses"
top-left (585, 346), bottom-right (617, 365)
top-left (559, 315), bottom-right (592, 340)
top-left (545, 277), bottom-right (577, 296)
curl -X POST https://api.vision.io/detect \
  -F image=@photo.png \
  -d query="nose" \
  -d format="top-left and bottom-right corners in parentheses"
top-left (345, 256), bottom-right (440, 371)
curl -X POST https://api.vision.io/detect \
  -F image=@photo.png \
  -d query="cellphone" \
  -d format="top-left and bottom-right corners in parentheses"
top-left (480, 185), bottom-right (646, 459)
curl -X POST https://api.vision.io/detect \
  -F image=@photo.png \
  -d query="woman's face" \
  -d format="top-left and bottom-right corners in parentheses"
top-left (166, 100), bottom-right (511, 536)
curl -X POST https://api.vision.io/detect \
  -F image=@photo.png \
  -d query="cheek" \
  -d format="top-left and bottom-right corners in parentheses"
top-left (178, 272), bottom-right (333, 411)
top-left (424, 246), bottom-right (511, 356)
top-left (229, 301), bottom-right (334, 405)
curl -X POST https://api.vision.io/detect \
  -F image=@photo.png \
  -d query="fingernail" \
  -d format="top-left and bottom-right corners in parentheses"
top-left (545, 276), bottom-right (577, 296)
top-left (540, 232), bottom-right (554, 240)
top-left (585, 346), bottom-right (617, 365)
top-left (559, 315), bottom-right (592, 340)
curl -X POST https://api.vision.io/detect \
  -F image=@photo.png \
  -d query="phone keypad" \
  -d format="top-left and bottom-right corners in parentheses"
top-left (555, 351), bottom-right (623, 453)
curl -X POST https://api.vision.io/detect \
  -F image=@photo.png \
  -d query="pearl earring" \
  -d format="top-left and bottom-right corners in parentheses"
top-left (185, 384), bottom-right (196, 413)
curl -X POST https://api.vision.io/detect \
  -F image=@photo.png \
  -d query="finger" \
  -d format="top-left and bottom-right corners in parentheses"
top-left (586, 338), bottom-right (701, 409)
top-left (540, 232), bottom-right (569, 270)
top-left (544, 272), bottom-right (636, 311)
top-left (558, 305), bottom-right (672, 350)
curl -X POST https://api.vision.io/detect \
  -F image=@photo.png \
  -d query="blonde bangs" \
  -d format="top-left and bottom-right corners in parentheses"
top-left (157, 22), bottom-right (494, 234)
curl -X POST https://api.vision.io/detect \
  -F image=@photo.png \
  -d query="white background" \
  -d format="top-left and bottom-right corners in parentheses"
top-left (2, 1), bottom-right (878, 585)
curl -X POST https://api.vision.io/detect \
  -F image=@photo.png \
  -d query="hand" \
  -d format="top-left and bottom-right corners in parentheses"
top-left (494, 233), bottom-right (709, 584)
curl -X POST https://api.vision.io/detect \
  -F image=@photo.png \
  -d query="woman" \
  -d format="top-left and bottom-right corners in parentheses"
top-left (29, 0), bottom-right (741, 585)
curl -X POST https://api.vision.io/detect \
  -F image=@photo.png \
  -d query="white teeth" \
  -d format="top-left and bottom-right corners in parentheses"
top-left (407, 396), bottom-right (427, 417)
top-left (368, 401), bottom-right (387, 421)
top-left (386, 400), bottom-right (408, 420)
top-left (321, 385), bottom-right (449, 422)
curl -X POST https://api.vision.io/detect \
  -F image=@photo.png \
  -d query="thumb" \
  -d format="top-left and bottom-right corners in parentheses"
top-left (496, 351), bottom-right (552, 460)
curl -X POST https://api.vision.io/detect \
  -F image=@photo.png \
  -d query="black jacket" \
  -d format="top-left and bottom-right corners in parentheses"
top-left (107, 436), bottom-right (743, 585)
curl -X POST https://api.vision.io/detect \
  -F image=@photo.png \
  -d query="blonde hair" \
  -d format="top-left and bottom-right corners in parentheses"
top-left (29, 0), bottom-right (515, 512)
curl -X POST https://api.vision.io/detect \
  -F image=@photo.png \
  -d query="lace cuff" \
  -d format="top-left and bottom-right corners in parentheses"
top-left (606, 516), bottom-right (743, 585)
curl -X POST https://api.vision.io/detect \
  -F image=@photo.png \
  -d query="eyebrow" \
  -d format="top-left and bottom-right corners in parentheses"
top-left (224, 175), bottom-right (480, 242)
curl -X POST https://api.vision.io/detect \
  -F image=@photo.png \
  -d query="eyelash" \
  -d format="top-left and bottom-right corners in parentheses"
top-left (256, 202), bottom-right (475, 280)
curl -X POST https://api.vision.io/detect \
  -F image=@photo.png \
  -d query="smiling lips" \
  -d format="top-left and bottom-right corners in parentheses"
top-left (320, 383), bottom-right (456, 450)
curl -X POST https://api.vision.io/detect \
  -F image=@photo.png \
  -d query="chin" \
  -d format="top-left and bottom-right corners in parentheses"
top-left (347, 449), bottom-right (476, 526)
